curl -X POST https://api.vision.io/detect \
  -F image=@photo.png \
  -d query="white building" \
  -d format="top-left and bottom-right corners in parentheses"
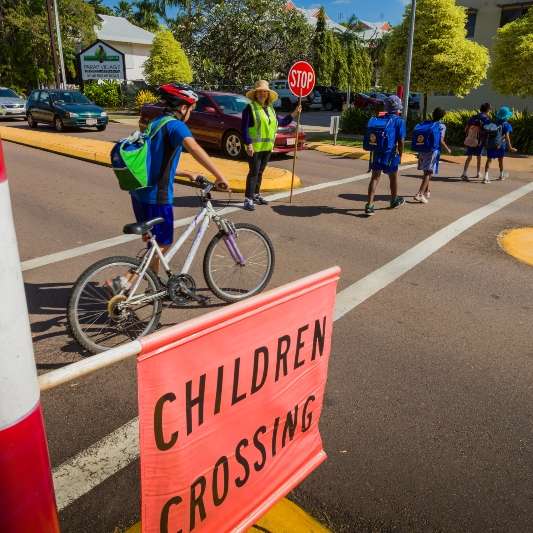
top-left (429, 0), bottom-right (533, 111)
top-left (95, 15), bottom-right (154, 81)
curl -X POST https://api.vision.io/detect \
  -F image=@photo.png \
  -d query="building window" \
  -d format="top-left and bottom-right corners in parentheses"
top-left (499, 2), bottom-right (532, 27)
top-left (466, 9), bottom-right (477, 38)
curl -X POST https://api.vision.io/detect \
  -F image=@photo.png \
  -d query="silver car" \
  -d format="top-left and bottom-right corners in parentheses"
top-left (0, 87), bottom-right (27, 119)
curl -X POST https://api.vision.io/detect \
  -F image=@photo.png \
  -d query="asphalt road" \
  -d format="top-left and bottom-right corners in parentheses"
top-left (3, 129), bottom-right (533, 533)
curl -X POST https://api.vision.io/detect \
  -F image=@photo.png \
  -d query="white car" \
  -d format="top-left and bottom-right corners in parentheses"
top-left (271, 80), bottom-right (322, 111)
top-left (0, 87), bottom-right (27, 119)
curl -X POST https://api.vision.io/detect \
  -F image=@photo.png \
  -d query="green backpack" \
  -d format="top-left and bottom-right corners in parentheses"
top-left (110, 115), bottom-right (176, 191)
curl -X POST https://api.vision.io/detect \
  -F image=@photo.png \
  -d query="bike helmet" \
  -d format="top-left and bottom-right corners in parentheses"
top-left (157, 83), bottom-right (198, 108)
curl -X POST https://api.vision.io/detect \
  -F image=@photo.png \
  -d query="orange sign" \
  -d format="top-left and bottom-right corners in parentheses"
top-left (137, 267), bottom-right (340, 533)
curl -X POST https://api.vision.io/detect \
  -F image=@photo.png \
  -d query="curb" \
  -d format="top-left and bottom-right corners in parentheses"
top-left (307, 141), bottom-right (419, 164)
top-left (121, 497), bottom-right (331, 533)
top-left (0, 127), bottom-right (302, 193)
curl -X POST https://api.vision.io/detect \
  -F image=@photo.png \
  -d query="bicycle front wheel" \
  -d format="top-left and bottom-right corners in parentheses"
top-left (203, 223), bottom-right (275, 303)
top-left (67, 256), bottom-right (163, 354)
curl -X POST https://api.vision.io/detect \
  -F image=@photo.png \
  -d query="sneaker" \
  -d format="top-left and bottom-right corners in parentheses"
top-left (426, 191), bottom-right (431, 199)
top-left (414, 193), bottom-right (424, 203)
top-left (243, 198), bottom-right (255, 211)
top-left (390, 196), bottom-right (406, 209)
top-left (483, 173), bottom-right (490, 184)
top-left (104, 275), bottom-right (130, 296)
top-left (498, 171), bottom-right (508, 181)
top-left (254, 194), bottom-right (269, 205)
top-left (364, 203), bottom-right (375, 216)
top-left (461, 174), bottom-right (470, 182)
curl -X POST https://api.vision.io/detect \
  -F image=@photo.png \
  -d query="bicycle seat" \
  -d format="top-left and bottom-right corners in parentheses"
top-left (123, 217), bottom-right (165, 235)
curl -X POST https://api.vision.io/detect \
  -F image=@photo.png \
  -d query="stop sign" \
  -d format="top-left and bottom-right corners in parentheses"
top-left (288, 61), bottom-right (316, 98)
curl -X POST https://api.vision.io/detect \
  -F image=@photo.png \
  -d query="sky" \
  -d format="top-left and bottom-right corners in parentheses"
top-left (102, 0), bottom-right (408, 26)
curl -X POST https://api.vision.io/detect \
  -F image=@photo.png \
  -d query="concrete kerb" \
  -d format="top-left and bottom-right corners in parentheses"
top-left (307, 141), bottom-right (419, 164)
top-left (0, 126), bottom-right (302, 193)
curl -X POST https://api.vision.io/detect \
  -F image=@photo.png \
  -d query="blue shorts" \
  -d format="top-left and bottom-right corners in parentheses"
top-left (371, 153), bottom-right (400, 175)
top-left (465, 146), bottom-right (484, 156)
top-left (487, 148), bottom-right (506, 159)
top-left (131, 197), bottom-right (174, 246)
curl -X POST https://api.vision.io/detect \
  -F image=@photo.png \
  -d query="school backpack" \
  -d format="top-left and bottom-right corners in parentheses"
top-left (484, 122), bottom-right (504, 151)
top-left (464, 118), bottom-right (483, 148)
top-left (363, 116), bottom-right (397, 153)
top-left (411, 121), bottom-right (442, 153)
top-left (110, 115), bottom-right (176, 191)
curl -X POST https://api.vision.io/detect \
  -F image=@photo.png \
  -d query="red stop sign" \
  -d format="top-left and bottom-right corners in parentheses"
top-left (288, 61), bottom-right (316, 98)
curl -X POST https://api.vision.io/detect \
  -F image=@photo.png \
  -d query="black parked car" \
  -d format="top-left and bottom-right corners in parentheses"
top-left (26, 89), bottom-right (108, 131)
top-left (315, 86), bottom-right (345, 111)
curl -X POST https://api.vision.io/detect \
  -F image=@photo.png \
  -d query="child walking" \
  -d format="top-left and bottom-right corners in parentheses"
top-left (483, 106), bottom-right (517, 183)
top-left (414, 108), bottom-right (451, 203)
top-left (461, 102), bottom-right (492, 181)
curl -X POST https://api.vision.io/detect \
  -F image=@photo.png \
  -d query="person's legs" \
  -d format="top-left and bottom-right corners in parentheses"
top-left (484, 157), bottom-right (493, 183)
top-left (245, 153), bottom-right (261, 200)
top-left (416, 171), bottom-right (432, 199)
top-left (367, 169), bottom-right (382, 205)
top-left (462, 155), bottom-right (472, 178)
top-left (476, 155), bottom-right (482, 178)
top-left (498, 156), bottom-right (505, 178)
top-left (254, 151), bottom-right (271, 203)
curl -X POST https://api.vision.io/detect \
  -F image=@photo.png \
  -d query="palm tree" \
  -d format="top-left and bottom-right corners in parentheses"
top-left (114, 0), bottom-right (134, 20)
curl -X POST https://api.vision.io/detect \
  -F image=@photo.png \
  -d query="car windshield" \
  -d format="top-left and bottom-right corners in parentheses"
top-left (212, 95), bottom-right (249, 114)
top-left (0, 89), bottom-right (19, 98)
top-left (52, 91), bottom-right (91, 104)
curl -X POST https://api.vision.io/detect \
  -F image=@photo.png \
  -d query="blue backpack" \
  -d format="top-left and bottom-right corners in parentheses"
top-left (484, 122), bottom-right (504, 150)
top-left (363, 116), bottom-right (397, 153)
top-left (110, 115), bottom-right (176, 191)
top-left (412, 121), bottom-right (441, 153)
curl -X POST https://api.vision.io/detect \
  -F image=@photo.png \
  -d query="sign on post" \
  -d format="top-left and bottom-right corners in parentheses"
top-left (78, 40), bottom-right (126, 81)
top-left (137, 267), bottom-right (340, 533)
top-left (287, 60), bottom-right (316, 203)
top-left (330, 116), bottom-right (340, 145)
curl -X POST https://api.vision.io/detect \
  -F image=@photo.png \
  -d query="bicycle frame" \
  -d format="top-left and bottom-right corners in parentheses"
top-left (126, 197), bottom-right (244, 304)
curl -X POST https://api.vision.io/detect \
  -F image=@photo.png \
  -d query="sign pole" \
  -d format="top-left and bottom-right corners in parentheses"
top-left (289, 94), bottom-right (302, 204)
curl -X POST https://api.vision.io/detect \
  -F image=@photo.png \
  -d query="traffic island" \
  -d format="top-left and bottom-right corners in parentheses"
top-left (498, 227), bottom-right (533, 267)
top-left (306, 141), bottom-right (419, 163)
top-left (0, 127), bottom-right (302, 193)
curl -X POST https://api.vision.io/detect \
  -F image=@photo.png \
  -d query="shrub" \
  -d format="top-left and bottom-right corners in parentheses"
top-left (340, 107), bottom-right (373, 134)
top-left (83, 81), bottom-right (122, 108)
top-left (135, 89), bottom-right (157, 110)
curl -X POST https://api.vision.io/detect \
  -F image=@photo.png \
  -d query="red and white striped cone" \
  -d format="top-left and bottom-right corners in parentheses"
top-left (0, 139), bottom-right (60, 532)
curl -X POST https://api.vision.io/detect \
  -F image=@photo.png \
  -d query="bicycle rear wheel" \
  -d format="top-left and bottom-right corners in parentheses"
top-left (203, 223), bottom-right (275, 303)
top-left (67, 256), bottom-right (163, 354)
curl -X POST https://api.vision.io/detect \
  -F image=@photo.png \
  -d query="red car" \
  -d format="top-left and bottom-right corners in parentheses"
top-left (140, 90), bottom-right (305, 160)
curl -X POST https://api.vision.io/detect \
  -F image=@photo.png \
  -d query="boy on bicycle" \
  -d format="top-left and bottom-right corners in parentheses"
top-left (128, 84), bottom-right (230, 276)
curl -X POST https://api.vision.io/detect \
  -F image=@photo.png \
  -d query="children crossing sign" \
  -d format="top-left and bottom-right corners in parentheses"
top-left (78, 40), bottom-right (126, 81)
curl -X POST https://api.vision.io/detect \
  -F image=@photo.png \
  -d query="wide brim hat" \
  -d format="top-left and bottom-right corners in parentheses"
top-left (246, 80), bottom-right (278, 105)
top-left (496, 106), bottom-right (513, 121)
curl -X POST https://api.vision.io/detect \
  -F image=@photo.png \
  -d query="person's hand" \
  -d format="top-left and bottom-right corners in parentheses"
top-left (215, 177), bottom-right (231, 192)
top-left (293, 104), bottom-right (302, 117)
top-left (510, 147), bottom-right (518, 153)
top-left (246, 145), bottom-right (254, 157)
top-left (446, 147), bottom-right (452, 154)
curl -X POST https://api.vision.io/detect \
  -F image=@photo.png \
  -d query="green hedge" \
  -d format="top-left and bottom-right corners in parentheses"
top-left (340, 107), bottom-right (533, 154)
top-left (83, 81), bottom-right (122, 108)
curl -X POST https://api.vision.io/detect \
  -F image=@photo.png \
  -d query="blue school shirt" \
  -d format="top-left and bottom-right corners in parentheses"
top-left (130, 116), bottom-right (193, 205)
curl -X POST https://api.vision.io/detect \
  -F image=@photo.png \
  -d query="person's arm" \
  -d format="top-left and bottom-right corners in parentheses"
top-left (397, 118), bottom-right (406, 161)
top-left (397, 139), bottom-right (404, 161)
top-left (506, 133), bottom-right (517, 152)
top-left (183, 137), bottom-right (230, 190)
top-left (278, 104), bottom-right (302, 127)
top-left (242, 105), bottom-right (254, 157)
top-left (440, 125), bottom-right (452, 154)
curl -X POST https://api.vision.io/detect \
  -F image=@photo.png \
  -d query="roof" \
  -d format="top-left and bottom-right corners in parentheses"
top-left (355, 20), bottom-right (392, 40)
top-left (95, 15), bottom-right (154, 45)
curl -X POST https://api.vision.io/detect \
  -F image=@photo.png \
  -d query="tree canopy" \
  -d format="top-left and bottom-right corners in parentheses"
top-left (382, 0), bottom-right (489, 102)
top-left (143, 29), bottom-right (193, 85)
top-left (182, 0), bottom-right (312, 87)
top-left (0, 0), bottom-right (97, 90)
top-left (490, 9), bottom-right (533, 97)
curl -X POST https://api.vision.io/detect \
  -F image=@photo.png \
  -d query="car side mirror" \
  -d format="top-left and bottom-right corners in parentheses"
top-left (203, 106), bottom-right (217, 114)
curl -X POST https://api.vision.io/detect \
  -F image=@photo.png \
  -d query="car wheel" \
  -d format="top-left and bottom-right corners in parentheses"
top-left (96, 124), bottom-right (107, 131)
top-left (54, 116), bottom-right (65, 132)
top-left (27, 113), bottom-right (38, 128)
top-left (223, 131), bottom-right (244, 159)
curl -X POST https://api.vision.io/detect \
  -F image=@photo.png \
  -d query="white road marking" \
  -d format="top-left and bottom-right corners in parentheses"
top-left (51, 180), bottom-right (533, 511)
top-left (21, 166), bottom-right (416, 272)
top-left (53, 418), bottom-right (139, 511)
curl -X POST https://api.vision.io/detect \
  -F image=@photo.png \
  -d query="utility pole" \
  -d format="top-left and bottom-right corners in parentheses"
top-left (53, 0), bottom-right (67, 88)
top-left (402, 0), bottom-right (416, 120)
top-left (45, 0), bottom-right (61, 88)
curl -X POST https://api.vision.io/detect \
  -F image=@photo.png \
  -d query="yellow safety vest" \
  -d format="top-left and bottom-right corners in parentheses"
top-left (248, 101), bottom-right (278, 152)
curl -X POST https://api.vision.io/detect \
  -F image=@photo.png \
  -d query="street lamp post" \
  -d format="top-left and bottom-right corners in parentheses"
top-left (402, 0), bottom-right (416, 120)
top-left (45, 0), bottom-right (61, 88)
top-left (53, 0), bottom-right (67, 88)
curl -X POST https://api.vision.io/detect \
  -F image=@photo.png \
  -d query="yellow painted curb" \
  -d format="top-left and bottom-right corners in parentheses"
top-left (122, 497), bottom-right (330, 533)
top-left (0, 126), bottom-right (301, 193)
top-left (307, 141), bottom-right (418, 164)
top-left (498, 227), bottom-right (533, 267)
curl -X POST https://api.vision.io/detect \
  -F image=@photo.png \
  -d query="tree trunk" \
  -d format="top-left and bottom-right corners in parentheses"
top-left (423, 92), bottom-right (428, 120)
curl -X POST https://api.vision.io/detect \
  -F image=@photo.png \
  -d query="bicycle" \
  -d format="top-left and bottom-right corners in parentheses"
top-left (67, 177), bottom-right (275, 354)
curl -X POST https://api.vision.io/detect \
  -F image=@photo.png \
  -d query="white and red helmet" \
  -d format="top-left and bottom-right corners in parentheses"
top-left (157, 83), bottom-right (198, 108)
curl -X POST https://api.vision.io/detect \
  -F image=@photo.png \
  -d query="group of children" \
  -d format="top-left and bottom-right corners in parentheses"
top-left (363, 97), bottom-right (517, 216)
